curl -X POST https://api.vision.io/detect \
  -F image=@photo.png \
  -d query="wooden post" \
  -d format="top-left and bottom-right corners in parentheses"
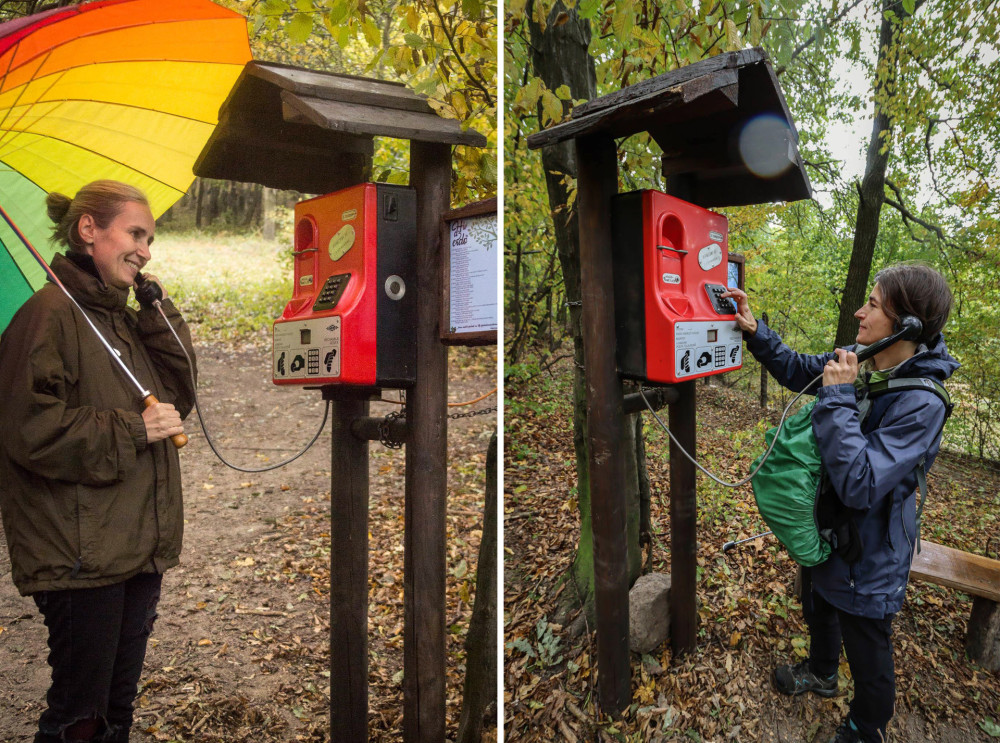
top-left (404, 140), bottom-right (451, 743)
top-left (966, 596), bottom-right (1000, 671)
top-left (575, 133), bottom-right (631, 715)
top-left (327, 392), bottom-right (371, 743)
top-left (669, 381), bottom-right (698, 655)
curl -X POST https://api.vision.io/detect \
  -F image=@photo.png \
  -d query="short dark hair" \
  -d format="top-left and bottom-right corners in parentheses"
top-left (873, 262), bottom-right (953, 343)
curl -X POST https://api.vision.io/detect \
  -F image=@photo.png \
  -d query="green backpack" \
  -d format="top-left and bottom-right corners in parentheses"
top-left (751, 377), bottom-right (952, 567)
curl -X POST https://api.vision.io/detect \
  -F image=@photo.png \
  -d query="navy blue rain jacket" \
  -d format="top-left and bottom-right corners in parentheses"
top-left (746, 319), bottom-right (959, 619)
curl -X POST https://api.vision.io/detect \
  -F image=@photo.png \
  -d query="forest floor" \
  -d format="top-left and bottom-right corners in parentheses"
top-left (504, 355), bottom-right (1000, 742)
top-left (0, 335), bottom-right (498, 742)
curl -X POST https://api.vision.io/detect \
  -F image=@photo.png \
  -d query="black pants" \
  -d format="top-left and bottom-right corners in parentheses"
top-left (802, 569), bottom-right (895, 743)
top-left (33, 572), bottom-right (162, 743)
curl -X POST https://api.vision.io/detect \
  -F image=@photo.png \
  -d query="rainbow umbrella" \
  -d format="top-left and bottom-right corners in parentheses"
top-left (0, 0), bottom-right (251, 331)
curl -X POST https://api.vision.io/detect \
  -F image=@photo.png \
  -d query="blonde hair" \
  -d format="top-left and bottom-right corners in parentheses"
top-left (46, 180), bottom-right (150, 252)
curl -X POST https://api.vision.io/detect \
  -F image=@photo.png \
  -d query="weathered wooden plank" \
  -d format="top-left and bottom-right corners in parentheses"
top-left (217, 107), bottom-right (376, 154)
top-left (251, 61), bottom-right (435, 114)
top-left (669, 382), bottom-right (698, 656)
top-left (195, 133), bottom-right (370, 193)
top-left (966, 596), bottom-right (1000, 671)
top-left (403, 141), bottom-right (452, 743)
top-left (910, 541), bottom-right (1000, 602)
top-left (573, 48), bottom-right (761, 117)
top-left (282, 92), bottom-right (488, 146)
top-left (527, 74), bottom-right (738, 150)
top-left (328, 396), bottom-right (370, 743)
top-left (576, 133), bottom-right (631, 715)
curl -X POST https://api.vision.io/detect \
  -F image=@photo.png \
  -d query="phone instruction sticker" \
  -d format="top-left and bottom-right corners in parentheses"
top-left (673, 321), bottom-right (742, 378)
top-left (328, 225), bottom-right (356, 262)
top-left (273, 316), bottom-right (341, 380)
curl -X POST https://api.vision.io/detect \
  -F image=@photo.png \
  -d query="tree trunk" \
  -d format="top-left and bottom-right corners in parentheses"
top-left (195, 178), bottom-right (204, 229)
top-left (262, 187), bottom-right (276, 241)
top-left (509, 240), bottom-right (522, 359)
top-left (759, 311), bottom-right (769, 408)
top-left (528, 0), bottom-right (602, 616)
top-left (456, 432), bottom-right (497, 743)
top-left (835, 0), bottom-right (920, 347)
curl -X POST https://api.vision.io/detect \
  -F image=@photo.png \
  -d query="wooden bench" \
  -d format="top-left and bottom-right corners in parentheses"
top-left (910, 540), bottom-right (1000, 670)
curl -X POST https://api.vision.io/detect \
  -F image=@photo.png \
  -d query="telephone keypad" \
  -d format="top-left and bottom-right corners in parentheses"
top-left (312, 273), bottom-right (351, 312)
top-left (705, 283), bottom-right (737, 315)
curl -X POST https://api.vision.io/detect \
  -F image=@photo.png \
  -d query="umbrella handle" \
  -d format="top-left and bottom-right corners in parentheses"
top-left (143, 395), bottom-right (188, 449)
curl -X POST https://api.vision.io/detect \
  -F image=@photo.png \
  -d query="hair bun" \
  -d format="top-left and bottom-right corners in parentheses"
top-left (45, 192), bottom-right (72, 224)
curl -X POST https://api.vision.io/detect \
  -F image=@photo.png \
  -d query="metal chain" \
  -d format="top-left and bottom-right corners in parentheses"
top-left (448, 404), bottom-right (497, 420)
top-left (376, 404), bottom-right (497, 448)
top-left (379, 409), bottom-right (406, 449)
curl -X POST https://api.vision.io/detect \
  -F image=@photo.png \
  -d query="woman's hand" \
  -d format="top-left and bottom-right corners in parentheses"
top-left (135, 273), bottom-right (168, 301)
top-left (823, 347), bottom-right (859, 387)
top-left (142, 401), bottom-right (183, 443)
top-left (721, 287), bottom-right (757, 334)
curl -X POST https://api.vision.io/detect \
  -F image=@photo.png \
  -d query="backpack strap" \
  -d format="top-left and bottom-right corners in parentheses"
top-left (867, 377), bottom-right (952, 555)
top-left (867, 377), bottom-right (953, 419)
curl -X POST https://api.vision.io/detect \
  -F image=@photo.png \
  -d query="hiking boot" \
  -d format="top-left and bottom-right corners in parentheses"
top-left (828, 718), bottom-right (863, 742)
top-left (772, 659), bottom-right (838, 697)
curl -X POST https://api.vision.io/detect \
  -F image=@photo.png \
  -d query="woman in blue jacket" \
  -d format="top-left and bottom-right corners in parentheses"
top-left (722, 263), bottom-right (957, 743)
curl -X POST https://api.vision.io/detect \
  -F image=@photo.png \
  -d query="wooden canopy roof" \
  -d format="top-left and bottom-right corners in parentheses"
top-left (526, 48), bottom-right (812, 208)
top-left (195, 61), bottom-right (487, 194)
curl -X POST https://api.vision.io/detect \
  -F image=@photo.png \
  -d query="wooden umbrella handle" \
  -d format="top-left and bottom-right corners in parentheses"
top-left (143, 394), bottom-right (188, 449)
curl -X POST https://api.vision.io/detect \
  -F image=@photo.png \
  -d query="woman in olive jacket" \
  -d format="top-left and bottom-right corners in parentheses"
top-left (0, 180), bottom-right (196, 743)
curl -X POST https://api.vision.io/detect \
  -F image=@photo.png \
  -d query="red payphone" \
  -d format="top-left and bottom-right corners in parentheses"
top-left (612, 189), bottom-right (742, 383)
top-left (272, 183), bottom-right (417, 388)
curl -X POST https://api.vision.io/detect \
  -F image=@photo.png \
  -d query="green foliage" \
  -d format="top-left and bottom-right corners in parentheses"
top-left (507, 0), bottom-right (1000, 460)
top-left (240, 0), bottom-right (497, 203)
top-left (151, 233), bottom-right (289, 345)
top-left (505, 615), bottom-right (564, 668)
top-left (980, 716), bottom-right (1000, 738)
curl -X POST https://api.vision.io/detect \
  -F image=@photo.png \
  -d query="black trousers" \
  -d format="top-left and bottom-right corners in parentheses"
top-left (33, 572), bottom-right (162, 743)
top-left (802, 568), bottom-right (895, 743)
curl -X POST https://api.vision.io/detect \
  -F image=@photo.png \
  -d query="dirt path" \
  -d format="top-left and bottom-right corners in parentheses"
top-left (0, 341), bottom-right (497, 742)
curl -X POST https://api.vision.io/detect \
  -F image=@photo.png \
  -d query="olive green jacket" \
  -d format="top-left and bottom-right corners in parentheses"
top-left (0, 253), bottom-right (196, 595)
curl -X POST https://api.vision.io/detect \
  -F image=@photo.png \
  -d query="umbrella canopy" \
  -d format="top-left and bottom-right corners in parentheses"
top-left (0, 0), bottom-right (251, 331)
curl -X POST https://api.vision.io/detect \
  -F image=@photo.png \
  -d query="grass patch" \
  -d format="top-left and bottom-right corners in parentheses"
top-left (148, 232), bottom-right (290, 345)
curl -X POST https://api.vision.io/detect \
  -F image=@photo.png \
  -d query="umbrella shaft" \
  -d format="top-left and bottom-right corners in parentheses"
top-left (0, 203), bottom-right (149, 399)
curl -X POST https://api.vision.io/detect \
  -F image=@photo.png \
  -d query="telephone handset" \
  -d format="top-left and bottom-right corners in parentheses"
top-left (134, 272), bottom-right (163, 307)
top-left (133, 272), bottom-right (187, 449)
top-left (853, 315), bottom-right (922, 363)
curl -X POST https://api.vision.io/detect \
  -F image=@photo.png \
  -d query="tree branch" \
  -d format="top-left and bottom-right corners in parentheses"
top-left (428, 1), bottom-right (494, 107)
top-left (775, 0), bottom-right (865, 76)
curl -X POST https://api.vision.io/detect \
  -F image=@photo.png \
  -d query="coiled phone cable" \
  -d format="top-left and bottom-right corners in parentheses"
top-left (154, 301), bottom-right (330, 473)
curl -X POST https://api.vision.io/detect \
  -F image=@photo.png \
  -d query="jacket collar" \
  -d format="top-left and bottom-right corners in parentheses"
top-left (51, 252), bottom-right (130, 313)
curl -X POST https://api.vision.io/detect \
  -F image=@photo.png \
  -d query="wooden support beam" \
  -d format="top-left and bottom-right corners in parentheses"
top-left (668, 381), bottom-right (698, 655)
top-left (326, 393), bottom-right (371, 743)
top-left (576, 132), bottom-right (631, 716)
top-left (404, 140), bottom-right (452, 743)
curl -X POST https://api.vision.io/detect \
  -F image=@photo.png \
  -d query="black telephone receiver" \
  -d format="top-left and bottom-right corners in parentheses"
top-left (854, 315), bottom-right (922, 363)
top-left (134, 272), bottom-right (163, 307)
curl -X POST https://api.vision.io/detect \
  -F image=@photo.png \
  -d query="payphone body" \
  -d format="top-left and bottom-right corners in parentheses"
top-left (272, 183), bottom-right (417, 388)
top-left (612, 189), bottom-right (742, 384)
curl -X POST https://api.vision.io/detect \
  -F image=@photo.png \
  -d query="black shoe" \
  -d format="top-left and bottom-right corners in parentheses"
top-left (828, 718), bottom-right (863, 742)
top-left (772, 659), bottom-right (838, 697)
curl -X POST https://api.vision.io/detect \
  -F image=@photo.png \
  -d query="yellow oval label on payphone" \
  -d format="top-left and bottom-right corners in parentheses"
top-left (328, 225), bottom-right (356, 261)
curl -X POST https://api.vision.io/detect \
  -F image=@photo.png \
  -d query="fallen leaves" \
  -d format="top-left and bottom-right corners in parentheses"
top-left (506, 363), bottom-right (1000, 742)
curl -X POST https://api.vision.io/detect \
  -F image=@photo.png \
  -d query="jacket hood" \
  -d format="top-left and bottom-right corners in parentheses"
top-left (890, 333), bottom-right (960, 383)
top-left (51, 252), bottom-right (130, 313)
